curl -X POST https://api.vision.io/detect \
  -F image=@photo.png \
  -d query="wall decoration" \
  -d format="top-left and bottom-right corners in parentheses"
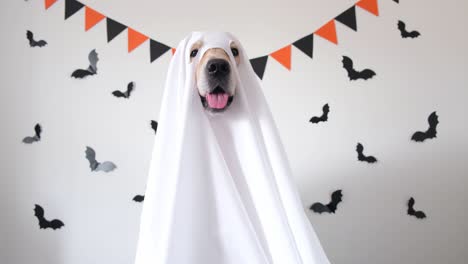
top-left (356, 143), bottom-right (378, 163)
top-left (411, 111), bottom-right (438, 142)
top-left (132, 195), bottom-right (145, 203)
top-left (309, 103), bottom-right (330, 124)
top-left (33, 204), bottom-right (65, 230)
top-left (84, 146), bottom-right (117, 172)
top-left (40, 0), bottom-right (383, 79)
top-left (342, 56), bottom-right (376, 81)
top-left (310, 190), bottom-right (343, 214)
top-left (71, 49), bottom-right (99, 79)
top-left (407, 197), bottom-right (427, 219)
top-left (112, 82), bottom-right (135, 99)
top-left (26, 30), bottom-right (47, 47)
top-left (22, 123), bottom-right (42, 144)
top-left (150, 120), bottom-right (158, 134)
top-left (397, 20), bottom-right (421, 39)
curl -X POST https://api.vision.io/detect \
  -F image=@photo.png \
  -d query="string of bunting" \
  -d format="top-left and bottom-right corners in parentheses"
top-left (43, 0), bottom-right (380, 79)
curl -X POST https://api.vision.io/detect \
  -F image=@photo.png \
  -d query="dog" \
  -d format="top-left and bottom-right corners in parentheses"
top-left (191, 40), bottom-right (240, 112)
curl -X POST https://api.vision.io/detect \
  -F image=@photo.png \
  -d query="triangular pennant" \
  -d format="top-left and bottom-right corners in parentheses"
top-left (315, 20), bottom-right (338, 44)
top-left (128, 28), bottom-right (149, 53)
top-left (171, 48), bottom-right (176, 55)
top-left (293, 34), bottom-right (314, 58)
top-left (64, 0), bottom-right (84, 20)
top-left (270, 45), bottom-right (292, 70)
top-left (335, 6), bottom-right (357, 31)
top-left (249, 56), bottom-right (268, 80)
top-left (106, 18), bottom-right (127, 42)
top-left (356, 0), bottom-right (379, 16)
top-left (85, 7), bottom-right (105, 31)
top-left (45, 0), bottom-right (58, 9)
top-left (150, 39), bottom-right (171, 62)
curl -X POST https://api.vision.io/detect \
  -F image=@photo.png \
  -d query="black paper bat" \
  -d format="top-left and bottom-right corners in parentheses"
top-left (393, 0), bottom-right (399, 3)
top-left (34, 204), bottom-right (64, 230)
top-left (342, 56), bottom-right (376, 81)
top-left (112, 82), bottom-right (134, 98)
top-left (71, 49), bottom-right (99, 78)
top-left (133, 195), bottom-right (145, 202)
top-left (397, 20), bottom-right (421, 39)
top-left (26, 30), bottom-right (47, 47)
top-left (411, 112), bottom-right (438, 142)
top-left (310, 190), bottom-right (343, 214)
top-left (22, 123), bottom-right (42, 144)
top-left (85, 146), bottom-right (117, 172)
top-left (356, 143), bottom-right (377, 163)
top-left (309, 103), bottom-right (330, 124)
top-left (150, 120), bottom-right (158, 134)
top-left (407, 197), bottom-right (426, 219)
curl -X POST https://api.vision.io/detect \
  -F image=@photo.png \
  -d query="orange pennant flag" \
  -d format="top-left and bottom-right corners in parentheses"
top-left (356, 0), bottom-right (379, 16)
top-left (270, 45), bottom-right (292, 70)
top-left (45, 0), bottom-right (58, 9)
top-left (85, 7), bottom-right (105, 31)
top-left (171, 48), bottom-right (176, 55)
top-left (128, 28), bottom-right (149, 53)
top-left (315, 20), bottom-right (338, 44)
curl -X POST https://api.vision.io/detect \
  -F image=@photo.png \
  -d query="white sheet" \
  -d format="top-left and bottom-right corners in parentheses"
top-left (134, 32), bottom-right (331, 264)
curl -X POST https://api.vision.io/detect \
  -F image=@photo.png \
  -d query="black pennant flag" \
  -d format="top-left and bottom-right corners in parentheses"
top-left (293, 34), bottom-right (314, 58)
top-left (65, 0), bottom-right (84, 20)
top-left (150, 39), bottom-right (171, 63)
top-left (249, 56), bottom-right (268, 80)
top-left (106, 18), bottom-right (127, 42)
top-left (335, 6), bottom-right (357, 31)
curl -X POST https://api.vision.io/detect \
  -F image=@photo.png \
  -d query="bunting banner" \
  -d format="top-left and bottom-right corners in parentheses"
top-left (43, 0), bottom-right (381, 79)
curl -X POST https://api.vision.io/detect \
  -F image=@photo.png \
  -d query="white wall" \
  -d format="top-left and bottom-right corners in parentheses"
top-left (1, 0), bottom-right (467, 263)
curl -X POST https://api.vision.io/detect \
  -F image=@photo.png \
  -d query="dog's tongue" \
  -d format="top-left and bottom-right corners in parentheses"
top-left (206, 93), bottom-right (229, 109)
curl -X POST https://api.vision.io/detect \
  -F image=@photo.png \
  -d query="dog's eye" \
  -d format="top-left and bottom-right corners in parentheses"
top-left (231, 48), bottom-right (239, 57)
top-left (190, 49), bottom-right (198, 57)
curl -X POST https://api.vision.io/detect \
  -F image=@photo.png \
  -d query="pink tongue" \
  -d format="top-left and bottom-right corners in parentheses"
top-left (206, 93), bottom-right (229, 109)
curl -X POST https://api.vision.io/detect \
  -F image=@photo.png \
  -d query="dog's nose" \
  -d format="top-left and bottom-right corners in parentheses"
top-left (206, 59), bottom-right (230, 76)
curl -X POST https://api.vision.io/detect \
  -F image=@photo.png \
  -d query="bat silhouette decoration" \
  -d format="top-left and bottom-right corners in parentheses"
top-left (26, 30), bottom-right (47, 47)
top-left (310, 190), bottom-right (343, 214)
top-left (309, 103), bottom-right (330, 124)
top-left (85, 146), bottom-right (117, 172)
top-left (397, 20), bottom-right (421, 39)
top-left (411, 111), bottom-right (438, 142)
top-left (71, 49), bottom-right (99, 79)
top-left (407, 197), bottom-right (426, 219)
top-left (150, 120), bottom-right (158, 134)
top-left (112, 82), bottom-right (134, 99)
top-left (356, 143), bottom-right (378, 163)
top-left (22, 123), bottom-right (42, 144)
top-left (33, 204), bottom-right (64, 230)
top-left (133, 195), bottom-right (145, 202)
top-left (342, 56), bottom-right (376, 81)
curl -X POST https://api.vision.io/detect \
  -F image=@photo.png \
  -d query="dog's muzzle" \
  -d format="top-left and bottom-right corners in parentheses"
top-left (200, 59), bottom-right (234, 111)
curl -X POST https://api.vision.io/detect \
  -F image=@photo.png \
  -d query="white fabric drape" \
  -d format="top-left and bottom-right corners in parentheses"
top-left (134, 32), bottom-right (331, 264)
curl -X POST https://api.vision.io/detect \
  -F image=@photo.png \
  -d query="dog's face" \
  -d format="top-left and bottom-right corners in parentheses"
top-left (191, 40), bottom-right (240, 112)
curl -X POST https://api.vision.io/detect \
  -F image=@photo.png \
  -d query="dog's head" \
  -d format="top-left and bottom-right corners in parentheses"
top-left (190, 40), bottom-right (240, 112)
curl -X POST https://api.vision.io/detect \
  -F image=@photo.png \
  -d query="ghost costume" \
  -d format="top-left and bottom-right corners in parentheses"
top-left (134, 32), bottom-right (331, 264)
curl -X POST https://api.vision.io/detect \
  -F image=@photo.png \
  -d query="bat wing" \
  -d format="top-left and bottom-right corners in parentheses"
top-left (49, 219), bottom-right (65, 229)
top-left (356, 143), bottom-right (364, 155)
top-left (34, 204), bottom-right (44, 218)
top-left (309, 116), bottom-right (321, 123)
top-left (88, 49), bottom-right (99, 73)
top-left (26, 30), bottom-right (34, 46)
top-left (35, 40), bottom-right (48, 47)
top-left (133, 195), bottom-right (145, 202)
top-left (151, 120), bottom-right (158, 134)
top-left (310, 202), bottom-right (331, 214)
top-left (408, 31), bottom-right (421, 38)
top-left (411, 131), bottom-right (427, 142)
top-left (71, 69), bottom-right (93, 79)
top-left (414, 211), bottom-right (426, 219)
top-left (342, 56), bottom-right (356, 79)
top-left (358, 69), bottom-right (376, 80)
top-left (34, 124), bottom-right (42, 139)
top-left (22, 136), bottom-right (37, 144)
top-left (112, 91), bottom-right (126, 98)
top-left (328, 190), bottom-right (343, 213)
top-left (85, 147), bottom-right (98, 170)
top-left (127, 82), bottom-right (134, 97)
top-left (397, 21), bottom-right (406, 37)
top-left (96, 161), bottom-right (117, 172)
top-left (365, 156), bottom-right (378, 163)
